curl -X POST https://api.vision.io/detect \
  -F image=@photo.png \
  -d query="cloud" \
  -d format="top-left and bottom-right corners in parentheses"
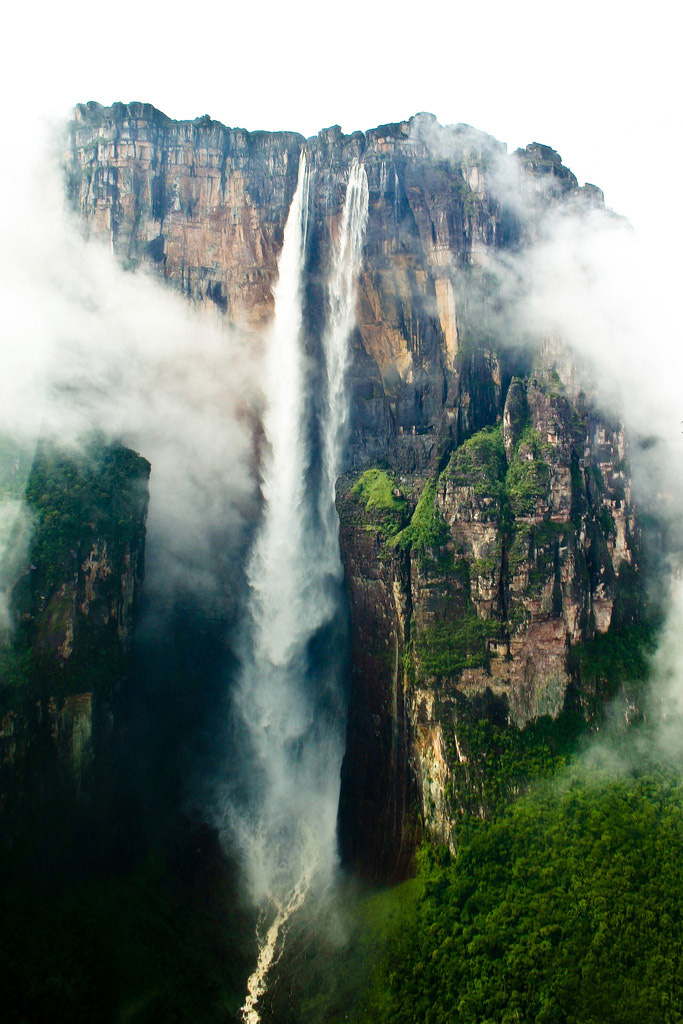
top-left (402, 118), bottom-right (683, 757)
top-left (496, 185), bottom-right (683, 754)
top-left (0, 116), bottom-right (259, 614)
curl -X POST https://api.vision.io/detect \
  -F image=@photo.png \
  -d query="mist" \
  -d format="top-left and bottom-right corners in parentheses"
top-left (409, 113), bottom-right (683, 760)
top-left (490, 157), bottom-right (683, 754)
top-left (0, 117), bottom-right (259, 622)
top-left (0, 115), bottom-right (366, 956)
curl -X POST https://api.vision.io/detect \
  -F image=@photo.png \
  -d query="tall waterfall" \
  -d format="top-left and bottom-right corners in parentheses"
top-left (319, 161), bottom-right (370, 557)
top-left (232, 156), bottom-right (368, 1021)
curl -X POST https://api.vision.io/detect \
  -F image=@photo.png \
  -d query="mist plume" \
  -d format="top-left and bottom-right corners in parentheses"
top-left (0, 118), bottom-right (259, 620)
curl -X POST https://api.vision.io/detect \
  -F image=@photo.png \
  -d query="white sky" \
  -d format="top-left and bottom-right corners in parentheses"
top-left (3, 0), bottom-right (680, 245)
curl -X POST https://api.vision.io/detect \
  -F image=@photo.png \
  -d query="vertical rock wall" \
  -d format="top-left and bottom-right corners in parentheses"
top-left (64, 103), bottom-right (642, 880)
top-left (0, 442), bottom-right (150, 875)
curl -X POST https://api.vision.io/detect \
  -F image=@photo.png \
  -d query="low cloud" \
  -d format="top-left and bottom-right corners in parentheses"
top-left (503, 193), bottom-right (683, 750)
top-left (0, 117), bottom-right (259, 615)
top-left (409, 114), bottom-right (683, 753)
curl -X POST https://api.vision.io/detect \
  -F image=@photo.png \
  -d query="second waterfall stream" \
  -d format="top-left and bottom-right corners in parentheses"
top-left (234, 153), bottom-right (369, 1023)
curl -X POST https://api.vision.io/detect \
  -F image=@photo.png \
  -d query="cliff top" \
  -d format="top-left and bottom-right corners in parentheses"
top-left (71, 101), bottom-right (551, 173)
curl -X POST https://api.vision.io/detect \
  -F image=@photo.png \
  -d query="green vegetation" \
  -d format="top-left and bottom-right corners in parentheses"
top-left (505, 426), bottom-right (551, 517)
top-left (371, 422), bottom-right (552, 580)
top-left (444, 708), bottom-right (585, 818)
top-left (393, 424), bottom-right (554, 677)
top-left (443, 424), bottom-right (506, 498)
top-left (354, 767), bottom-right (683, 1024)
top-left (0, 646), bottom-right (32, 694)
top-left (351, 468), bottom-right (407, 538)
top-left (392, 480), bottom-right (449, 556)
top-left (526, 522), bottom-right (571, 592)
top-left (423, 621), bottom-right (657, 818)
top-left (612, 560), bottom-right (645, 628)
top-left (533, 518), bottom-right (571, 545)
top-left (0, 435), bottom-right (32, 501)
top-left (506, 601), bottom-right (531, 629)
top-left (0, 440), bottom-right (150, 709)
top-left (415, 614), bottom-right (500, 676)
top-left (597, 505), bottom-right (616, 536)
top-left (506, 522), bottom-right (532, 575)
top-left (513, 519), bottom-right (587, 601)
top-left (470, 553), bottom-right (497, 576)
top-left (25, 441), bottom-right (149, 592)
top-left (419, 549), bottom-right (459, 575)
top-left (351, 468), bottom-right (404, 513)
top-left (570, 457), bottom-right (587, 523)
top-left (569, 623), bottom-right (656, 696)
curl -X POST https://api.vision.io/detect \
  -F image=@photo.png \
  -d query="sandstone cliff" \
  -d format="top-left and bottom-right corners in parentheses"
top-left (65, 105), bottom-right (600, 469)
top-left (65, 103), bottom-right (642, 880)
top-left (337, 360), bottom-right (638, 875)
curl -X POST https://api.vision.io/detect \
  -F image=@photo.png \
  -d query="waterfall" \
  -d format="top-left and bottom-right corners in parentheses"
top-left (233, 154), bottom-right (368, 1023)
top-left (319, 160), bottom-right (369, 557)
top-left (246, 153), bottom-right (311, 676)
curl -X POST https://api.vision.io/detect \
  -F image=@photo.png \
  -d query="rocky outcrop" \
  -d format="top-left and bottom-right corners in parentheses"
top-left (336, 477), bottom-right (417, 880)
top-left (0, 441), bottom-right (150, 862)
top-left (337, 356), bottom-right (639, 874)
top-left (66, 101), bottom-right (303, 328)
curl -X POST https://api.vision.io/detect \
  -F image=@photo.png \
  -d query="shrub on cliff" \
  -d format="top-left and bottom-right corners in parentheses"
top-left (25, 440), bottom-right (150, 592)
top-left (443, 424), bottom-right (506, 499)
top-left (506, 426), bottom-right (551, 517)
top-left (392, 480), bottom-right (449, 555)
top-left (414, 614), bottom-right (499, 675)
top-left (351, 468), bottom-right (407, 539)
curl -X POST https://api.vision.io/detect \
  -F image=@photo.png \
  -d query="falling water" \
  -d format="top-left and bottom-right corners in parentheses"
top-left (319, 160), bottom-right (369, 556)
top-left (246, 153), bottom-right (311, 675)
top-left (234, 155), bottom-right (368, 1023)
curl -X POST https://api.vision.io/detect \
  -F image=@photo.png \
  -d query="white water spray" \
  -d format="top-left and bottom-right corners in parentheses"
top-left (246, 154), bottom-right (311, 673)
top-left (234, 156), bottom-right (368, 1022)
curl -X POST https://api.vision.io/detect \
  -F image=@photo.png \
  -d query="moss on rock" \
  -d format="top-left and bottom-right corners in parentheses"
top-left (392, 480), bottom-right (449, 556)
top-left (443, 424), bottom-right (506, 499)
top-left (415, 614), bottom-right (501, 676)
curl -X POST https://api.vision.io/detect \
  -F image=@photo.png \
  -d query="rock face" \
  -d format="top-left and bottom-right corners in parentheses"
top-left (66, 106), bottom-right (601, 466)
top-left (64, 103), bottom-right (641, 880)
top-left (338, 366), bottom-right (637, 875)
top-left (66, 101), bottom-right (303, 327)
top-left (0, 442), bottom-right (150, 870)
top-left (66, 105), bottom-right (520, 465)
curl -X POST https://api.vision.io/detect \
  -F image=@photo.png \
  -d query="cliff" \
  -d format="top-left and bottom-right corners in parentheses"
top-left (337, 367), bottom-right (639, 876)
top-left (65, 103), bottom-right (642, 880)
top-left (0, 439), bottom-right (150, 878)
top-left (65, 105), bottom-right (599, 467)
